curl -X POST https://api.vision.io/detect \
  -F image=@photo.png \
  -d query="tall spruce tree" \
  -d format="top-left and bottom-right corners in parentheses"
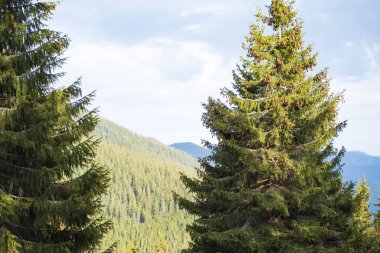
top-left (176, 0), bottom-right (359, 252)
top-left (0, 1), bottom-right (114, 252)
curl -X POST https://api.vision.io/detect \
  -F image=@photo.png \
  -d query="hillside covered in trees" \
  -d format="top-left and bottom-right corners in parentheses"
top-left (95, 119), bottom-right (196, 252)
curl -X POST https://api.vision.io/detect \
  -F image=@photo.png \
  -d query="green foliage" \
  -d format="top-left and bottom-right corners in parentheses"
top-left (375, 201), bottom-right (380, 230)
top-left (153, 233), bottom-right (169, 253)
top-left (368, 189), bottom-right (380, 252)
top-left (176, 0), bottom-right (362, 252)
top-left (95, 119), bottom-right (196, 253)
top-left (0, 227), bottom-right (21, 253)
top-left (353, 179), bottom-right (372, 231)
top-left (122, 240), bottom-right (140, 253)
top-left (0, 0), bottom-right (112, 252)
top-left (348, 179), bottom-right (376, 252)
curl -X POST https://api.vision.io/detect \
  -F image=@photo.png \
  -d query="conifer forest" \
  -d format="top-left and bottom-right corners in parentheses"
top-left (1, 0), bottom-right (380, 252)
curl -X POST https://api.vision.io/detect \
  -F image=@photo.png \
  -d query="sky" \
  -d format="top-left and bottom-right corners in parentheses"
top-left (48, 0), bottom-right (380, 156)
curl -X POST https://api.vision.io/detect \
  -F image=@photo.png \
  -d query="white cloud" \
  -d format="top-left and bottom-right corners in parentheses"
top-left (179, 1), bottom-right (253, 18)
top-left (185, 24), bottom-right (203, 32)
top-left (345, 41), bottom-right (355, 48)
top-left (363, 43), bottom-right (380, 71)
top-left (332, 73), bottom-right (380, 156)
top-left (317, 12), bottom-right (330, 22)
top-left (59, 37), bottom-right (380, 154)
top-left (60, 38), bottom-right (234, 145)
top-left (180, 6), bottom-right (225, 17)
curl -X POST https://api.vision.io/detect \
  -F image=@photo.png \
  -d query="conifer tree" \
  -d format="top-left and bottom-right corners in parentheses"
top-left (0, 0), bottom-right (114, 252)
top-left (353, 179), bottom-right (372, 231)
top-left (125, 242), bottom-right (140, 253)
top-left (153, 233), bottom-right (168, 253)
top-left (176, 0), bottom-right (358, 252)
top-left (349, 179), bottom-right (374, 251)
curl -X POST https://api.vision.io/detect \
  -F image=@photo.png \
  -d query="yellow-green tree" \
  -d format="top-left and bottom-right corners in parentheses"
top-left (353, 179), bottom-right (372, 232)
top-left (352, 179), bottom-right (377, 252)
top-left (124, 241), bottom-right (140, 253)
top-left (0, 227), bottom-right (20, 253)
top-left (153, 233), bottom-right (169, 253)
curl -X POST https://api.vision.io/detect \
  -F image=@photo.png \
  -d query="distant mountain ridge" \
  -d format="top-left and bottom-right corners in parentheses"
top-left (170, 142), bottom-right (211, 159)
top-left (171, 142), bottom-right (380, 208)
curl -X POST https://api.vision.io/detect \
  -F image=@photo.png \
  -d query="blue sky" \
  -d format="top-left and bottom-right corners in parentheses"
top-left (49, 0), bottom-right (380, 156)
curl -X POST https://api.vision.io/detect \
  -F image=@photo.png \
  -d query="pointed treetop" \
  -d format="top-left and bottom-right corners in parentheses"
top-left (269, 0), bottom-right (297, 29)
top-left (256, 0), bottom-right (297, 31)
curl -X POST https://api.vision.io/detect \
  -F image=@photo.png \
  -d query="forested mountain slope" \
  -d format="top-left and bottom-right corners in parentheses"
top-left (170, 142), bottom-right (211, 159)
top-left (95, 119), bottom-right (197, 252)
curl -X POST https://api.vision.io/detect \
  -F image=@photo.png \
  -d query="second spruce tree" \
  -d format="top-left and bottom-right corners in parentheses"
top-left (176, 0), bottom-right (361, 252)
